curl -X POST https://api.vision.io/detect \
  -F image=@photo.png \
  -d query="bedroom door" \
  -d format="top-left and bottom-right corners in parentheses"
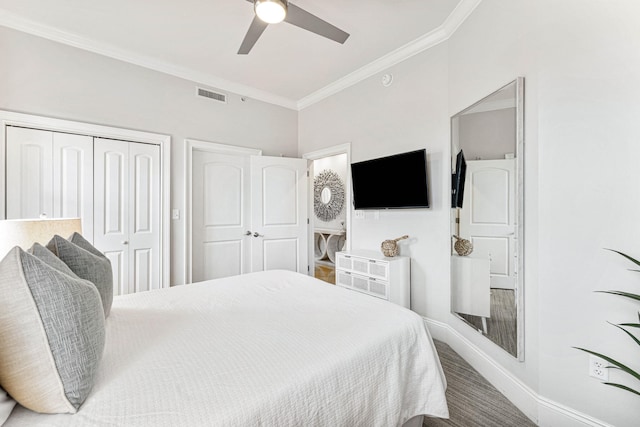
top-left (191, 150), bottom-right (252, 282)
top-left (250, 156), bottom-right (308, 273)
top-left (94, 138), bottom-right (161, 295)
top-left (459, 159), bottom-right (516, 289)
top-left (191, 152), bottom-right (308, 282)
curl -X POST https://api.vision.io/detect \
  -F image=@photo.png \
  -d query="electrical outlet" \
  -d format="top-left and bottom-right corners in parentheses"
top-left (589, 355), bottom-right (609, 381)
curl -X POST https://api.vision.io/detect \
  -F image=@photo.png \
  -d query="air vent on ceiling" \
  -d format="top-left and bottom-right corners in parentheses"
top-left (196, 87), bottom-right (227, 104)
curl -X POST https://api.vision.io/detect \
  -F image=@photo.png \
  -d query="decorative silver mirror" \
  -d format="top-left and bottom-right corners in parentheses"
top-left (450, 78), bottom-right (524, 360)
top-left (314, 169), bottom-right (345, 222)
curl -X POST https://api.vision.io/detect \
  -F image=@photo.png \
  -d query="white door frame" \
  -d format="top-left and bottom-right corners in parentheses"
top-left (302, 143), bottom-right (352, 276)
top-left (0, 110), bottom-right (172, 288)
top-left (184, 139), bottom-right (262, 284)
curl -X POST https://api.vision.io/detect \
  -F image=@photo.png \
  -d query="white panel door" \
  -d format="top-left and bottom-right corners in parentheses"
top-left (52, 132), bottom-right (93, 238)
top-left (6, 127), bottom-right (93, 235)
top-left (128, 142), bottom-right (161, 293)
top-left (94, 138), bottom-right (161, 295)
top-left (94, 138), bottom-right (130, 295)
top-left (192, 150), bottom-right (251, 282)
top-left (459, 159), bottom-right (516, 289)
top-left (250, 156), bottom-right (308, 274)
top-left (6, 127), bottom-right (53, 219)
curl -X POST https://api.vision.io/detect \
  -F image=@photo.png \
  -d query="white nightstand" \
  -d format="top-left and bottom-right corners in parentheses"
top-left (335, 250), bottom-right (410, 308)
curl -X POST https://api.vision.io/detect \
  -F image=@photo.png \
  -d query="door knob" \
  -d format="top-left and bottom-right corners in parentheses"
top-left (253, 232), bottom-right (263, 238)
top-left (245, 231), bottom-right (252, 236)
top-left (122, 240), bottom-right (129, 245)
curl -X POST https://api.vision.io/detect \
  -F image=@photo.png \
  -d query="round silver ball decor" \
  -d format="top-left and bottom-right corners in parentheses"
top-left (314, 170), bottom-right (345, 222)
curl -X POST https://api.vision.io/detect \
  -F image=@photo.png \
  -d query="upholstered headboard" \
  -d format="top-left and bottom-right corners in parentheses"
top-left (0, 218), bottom-right (82, 259)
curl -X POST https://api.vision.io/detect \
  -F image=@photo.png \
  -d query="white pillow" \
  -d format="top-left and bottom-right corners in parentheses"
top-left (0, 386), bottom-right (16, 425)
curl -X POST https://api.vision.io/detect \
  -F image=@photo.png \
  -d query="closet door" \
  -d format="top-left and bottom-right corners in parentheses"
top-left (94, 138), bottom-right (161, 295)
top-left (94, 138), bottom-right (130, 295)
top-left (52, 132), bottom-right (94, 238)
top-left (128, 142), bottom-right (161, 293)
top-left (6, 127), bottom-right (93, 237)
top-left (6, 127), bottom-right (54, 219)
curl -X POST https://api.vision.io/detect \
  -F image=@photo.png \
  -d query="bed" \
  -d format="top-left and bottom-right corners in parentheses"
top-left (3, 269), bottom-right (448, 426)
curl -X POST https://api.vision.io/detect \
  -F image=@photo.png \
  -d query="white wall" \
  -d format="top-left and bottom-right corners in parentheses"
top-left (301, 1), bottom-right (640, 426)
top-left (450, 1), bottom-right (640, 426)
top-left (299, 43), bottom-right (451, 319)
top-left (0, 26), bottom-right (298, 286)
top-left (535, 1), bottom-right (640, 424)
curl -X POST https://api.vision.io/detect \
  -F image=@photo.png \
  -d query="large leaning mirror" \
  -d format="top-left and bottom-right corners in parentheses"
top-left (450, 78), bottom-right (524, 360)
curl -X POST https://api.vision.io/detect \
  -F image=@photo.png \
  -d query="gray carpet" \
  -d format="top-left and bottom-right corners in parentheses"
top-left (424, 340), bottom-right (536, 427)
top-left (458, 289), bottom-right (518, 357)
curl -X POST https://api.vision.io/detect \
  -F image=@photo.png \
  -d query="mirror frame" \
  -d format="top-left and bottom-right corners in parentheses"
top-left (450, 77), bottom-right (525, 361)
top-left (313, 169), bottom-right (346, 222)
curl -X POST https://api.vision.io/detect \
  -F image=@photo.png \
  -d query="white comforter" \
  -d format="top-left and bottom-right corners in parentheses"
top-left (6, 270), bottom-right (448, 426)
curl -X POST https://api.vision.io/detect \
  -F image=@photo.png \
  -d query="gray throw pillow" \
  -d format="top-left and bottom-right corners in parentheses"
top-left (29, 242), bottom-right (76, 277)
top-left (69, 232), bottom-right (105, 258)
top-left (0, 247), bottom-right (105, 414)
top-left (47, 234), bottom-right (113, 317)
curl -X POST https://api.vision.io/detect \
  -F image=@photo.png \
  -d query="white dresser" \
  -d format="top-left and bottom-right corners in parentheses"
top-left (335, 250), bottom-right (410, 308)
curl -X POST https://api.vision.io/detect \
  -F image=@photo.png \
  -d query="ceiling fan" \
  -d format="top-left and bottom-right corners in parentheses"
top-left (238, 0), bottom-right (350, 54)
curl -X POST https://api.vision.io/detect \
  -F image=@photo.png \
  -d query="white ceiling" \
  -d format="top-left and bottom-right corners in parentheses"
top-left (0, 0), bottom-right (478, 109)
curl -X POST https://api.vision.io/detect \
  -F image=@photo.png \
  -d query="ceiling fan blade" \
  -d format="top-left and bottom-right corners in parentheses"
top-left (238, 16), bottom-right (269, 54)
top-left (285, 3), bottom-right (349, 44)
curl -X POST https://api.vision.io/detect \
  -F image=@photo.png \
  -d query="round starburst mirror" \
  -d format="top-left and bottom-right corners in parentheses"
top-left (314, 170), bottom-right (345, 222)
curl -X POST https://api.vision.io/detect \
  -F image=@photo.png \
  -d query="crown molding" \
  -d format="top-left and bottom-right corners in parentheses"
top-left (297, 0), bottom-right (482, 110)
top-left (0, 9), bottom-right (298, 110)
top-left (0, 0), bottom-right (481, 112)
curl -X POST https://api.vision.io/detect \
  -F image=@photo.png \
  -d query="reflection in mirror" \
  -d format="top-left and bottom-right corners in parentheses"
top-left (321, 187), bottom-right (332, 204)
top-left (450, 78), bottom-right (524, 360)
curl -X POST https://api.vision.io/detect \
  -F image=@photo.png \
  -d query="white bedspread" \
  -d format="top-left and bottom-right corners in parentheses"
top-left (5, 270), bottom-right (448, 426)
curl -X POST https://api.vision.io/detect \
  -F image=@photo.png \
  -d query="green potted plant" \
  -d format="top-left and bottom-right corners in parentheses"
top-left (575, 250), bottom-right (640, 396)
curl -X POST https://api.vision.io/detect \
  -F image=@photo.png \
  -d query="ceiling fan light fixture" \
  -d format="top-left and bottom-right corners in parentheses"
top-left (254, 0), bottom-right (287, 24)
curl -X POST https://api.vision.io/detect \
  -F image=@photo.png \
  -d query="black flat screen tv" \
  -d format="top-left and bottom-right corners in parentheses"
top-left (351, 149), bottom-right (429, 209)
top-left (451, 149), bottom-right (467, 208)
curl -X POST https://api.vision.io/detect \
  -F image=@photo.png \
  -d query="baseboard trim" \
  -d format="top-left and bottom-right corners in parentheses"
top-left (423, 317), bottom-right (613, 427)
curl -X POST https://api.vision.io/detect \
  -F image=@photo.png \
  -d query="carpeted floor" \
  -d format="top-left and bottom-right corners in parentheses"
top-left (458, 289), bottom-right (518, 357)
top-left (424, 340), bottom-right (536, 427)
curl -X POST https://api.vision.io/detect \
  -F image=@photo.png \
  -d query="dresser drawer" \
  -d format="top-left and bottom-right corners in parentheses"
top-left (336, 270), bottom-right (388, 300)
top-left (336, 253), bottom-right (389, 281)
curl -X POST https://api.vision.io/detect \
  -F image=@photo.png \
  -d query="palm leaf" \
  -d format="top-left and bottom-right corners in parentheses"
top-left (596, 290), bottom-right (640, 302)
top-left (574, 348), bottom-right (640, 382)
top-left (608, 322), bottom-right (640, 347)
top-left (619, 323), bottom-right (640, 329)
top-left (606, 249), bottom-right (640, 268)
top-left (603, 382), bottom-right (640, 396)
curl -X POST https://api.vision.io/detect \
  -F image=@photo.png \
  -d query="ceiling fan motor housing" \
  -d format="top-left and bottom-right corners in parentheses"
top-left (254, 0), bottom-right (288, 24)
